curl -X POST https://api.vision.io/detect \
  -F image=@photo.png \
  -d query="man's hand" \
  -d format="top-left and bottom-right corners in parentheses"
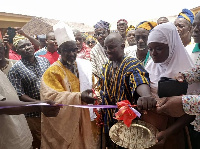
top-left (156, 96), bottom-right (185, 117)
top-left (3, 34), bottom-right (9, 44)
top-left (137, 96), bottom-right (157, 111)
top-left (16, 28), bottom-right (26, 37)
top-left (81, 89), bottom-right (96, 104)
top-left (41, 100), bottom-right (61, 117)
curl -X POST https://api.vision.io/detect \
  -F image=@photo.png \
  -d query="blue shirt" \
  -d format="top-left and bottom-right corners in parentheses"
top-left (8, 56), bottom-right (50, 117)
top-left (34, 47), bottom-right (47, 56)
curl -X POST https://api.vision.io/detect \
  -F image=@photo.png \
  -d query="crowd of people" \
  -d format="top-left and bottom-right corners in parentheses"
top-left (0, 8), bottom-right (200, 149)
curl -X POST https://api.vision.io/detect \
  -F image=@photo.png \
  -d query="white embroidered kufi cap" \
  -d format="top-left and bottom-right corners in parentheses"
top-left (53, 21), bottom-right (75, 47)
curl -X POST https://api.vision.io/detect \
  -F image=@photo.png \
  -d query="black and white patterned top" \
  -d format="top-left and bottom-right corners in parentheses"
top-left (8, 56), bottom-right (50, 117)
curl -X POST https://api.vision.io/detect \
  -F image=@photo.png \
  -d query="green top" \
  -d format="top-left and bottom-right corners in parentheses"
top-left (143, 51), bottom-right (150, 67)
top-left (192, 43), bottom-right (200, 53)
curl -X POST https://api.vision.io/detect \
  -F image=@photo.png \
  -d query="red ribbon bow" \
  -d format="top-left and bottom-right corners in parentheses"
top-left (115, 100), bottom-right (137, 127)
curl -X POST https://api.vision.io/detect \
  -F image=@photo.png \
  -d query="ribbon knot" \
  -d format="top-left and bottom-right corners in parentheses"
top-left (114, 100), bottom-right (141, 127)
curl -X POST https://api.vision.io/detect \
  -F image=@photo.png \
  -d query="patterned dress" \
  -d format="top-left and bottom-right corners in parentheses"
top-left (182, 66), bottom-right (200, 132)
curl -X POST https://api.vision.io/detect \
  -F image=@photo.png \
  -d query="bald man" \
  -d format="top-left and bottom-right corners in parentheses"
top-left (99, 32), bottom-right (156, 148)
top-left (157, 17), bottom-right (169, 25)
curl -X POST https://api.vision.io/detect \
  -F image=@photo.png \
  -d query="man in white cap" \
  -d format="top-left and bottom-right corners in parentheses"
top-left (40, 21), bottom-right (96, 149)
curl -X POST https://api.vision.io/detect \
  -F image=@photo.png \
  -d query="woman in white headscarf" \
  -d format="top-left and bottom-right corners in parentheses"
top-left (145, 22), bottom-right (194, 89)
top-left (142, 22), bottom-right (195, 149)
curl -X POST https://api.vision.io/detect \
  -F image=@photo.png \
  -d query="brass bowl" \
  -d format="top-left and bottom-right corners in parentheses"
top-left (109, 120), bottom-right (159, 149)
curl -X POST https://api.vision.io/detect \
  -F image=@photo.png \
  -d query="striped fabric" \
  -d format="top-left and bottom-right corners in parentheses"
top-left (90, 42), bottom-right (108, 77)
top-left (99, 56), bottom-right (150, 132)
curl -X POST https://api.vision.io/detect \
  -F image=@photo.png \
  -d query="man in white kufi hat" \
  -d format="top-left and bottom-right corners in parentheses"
top-left (40, 21), bottom-right (95, 149)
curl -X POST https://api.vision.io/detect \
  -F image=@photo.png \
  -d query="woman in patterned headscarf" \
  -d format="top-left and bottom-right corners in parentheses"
top-left (124, 25), bottom-right (136, 58)
top-left (174, 8), bottom-right (195, 47)
top-left (126, 25), bottom-right (136, 46)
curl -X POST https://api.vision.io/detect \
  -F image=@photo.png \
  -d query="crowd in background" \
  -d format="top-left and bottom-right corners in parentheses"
top-left (0, 8), bottom-right (200, 149)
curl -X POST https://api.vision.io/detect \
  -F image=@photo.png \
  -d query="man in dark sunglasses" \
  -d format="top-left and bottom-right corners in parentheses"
top-left (86, 36), bottom-right (96, 49)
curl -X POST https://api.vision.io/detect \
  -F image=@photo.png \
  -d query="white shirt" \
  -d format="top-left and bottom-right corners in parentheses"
top-left (0, 70), bottom-right (32, 149)
top-left (124, 45), bottom-right (137, 58)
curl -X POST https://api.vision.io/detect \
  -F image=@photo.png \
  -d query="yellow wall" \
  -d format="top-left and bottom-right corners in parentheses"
top-left (0, 12), bottom-right (32, 36)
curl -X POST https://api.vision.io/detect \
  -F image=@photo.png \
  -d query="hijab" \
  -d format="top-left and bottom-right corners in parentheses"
top-left (145, 22), bottom-right (196, 93)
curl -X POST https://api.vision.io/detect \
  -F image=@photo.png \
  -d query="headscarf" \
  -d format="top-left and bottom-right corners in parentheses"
top-left (136, 21), bottom-right (157, 31)
top-left (126, 25), bottom-right (135, 34)
top-left (94, 20), bottom-right (110, 30)
top-left (117, 19), bottom-right (128, 25)
top-left (145, 22), bottom-right (195, 91)
top-left (13, 34), bottom-right (27, 48)
top-left (178, 8), bottom-right (195, 24)
top-left (83, 32), bottom-right (89, 39)
top-left (86, 35), bottom-right (97, 41)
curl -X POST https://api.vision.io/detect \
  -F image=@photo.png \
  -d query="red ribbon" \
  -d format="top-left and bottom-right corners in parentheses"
top-left (114, 100), bottom-right (137, 127)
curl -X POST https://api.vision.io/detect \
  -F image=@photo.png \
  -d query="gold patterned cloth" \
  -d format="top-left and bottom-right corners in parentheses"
top-left (40, 60), bottom-right (94, 149)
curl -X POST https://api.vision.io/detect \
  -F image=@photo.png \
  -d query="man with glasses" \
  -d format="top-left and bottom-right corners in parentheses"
top-left (40, 22), bottom-right (96, 149)
top-left (8, 34), bottom-right (50, 149)
top-left (90, 20), bottom-right (110, 78)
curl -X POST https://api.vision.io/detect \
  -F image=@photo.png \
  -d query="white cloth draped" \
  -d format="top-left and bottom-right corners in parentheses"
top-left (76, 58), bottom-right (96, 120)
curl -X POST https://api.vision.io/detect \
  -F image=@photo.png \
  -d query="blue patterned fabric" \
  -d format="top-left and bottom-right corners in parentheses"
top-left (178, 8), bottom-right (195, 24)
top-left (8, 56), bottom-right (50, 117)
top-left (99, 56), bottom-right (150, 132)
top-left (34, 47), bottom-right (47, 56)
top-left (94, 20), bottom-right (110, 30)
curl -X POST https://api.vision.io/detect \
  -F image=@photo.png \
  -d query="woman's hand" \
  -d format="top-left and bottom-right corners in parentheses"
top-left (156, 130), bottom-right (170, 146)
top-left (156, 96), bottom-right (185, 117)
top-left (175, 72), bottom-right (185, 82)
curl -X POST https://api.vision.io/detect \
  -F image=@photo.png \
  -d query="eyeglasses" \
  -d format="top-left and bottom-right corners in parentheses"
top-left (87, 41), bottom-right (96, 45)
